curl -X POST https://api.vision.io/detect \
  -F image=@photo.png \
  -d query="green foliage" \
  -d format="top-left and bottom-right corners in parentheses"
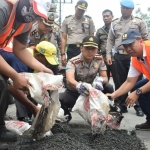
top-left (135, 7), bottom-right (150, 32)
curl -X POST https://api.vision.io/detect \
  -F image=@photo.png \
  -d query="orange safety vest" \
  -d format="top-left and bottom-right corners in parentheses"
top-left (132, 41), bottom-right (150, 80)
top-left (0, 0), bottom-right (32, 48)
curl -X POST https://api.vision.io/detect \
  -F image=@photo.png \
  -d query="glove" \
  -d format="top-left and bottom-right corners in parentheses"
top-left (92, 77), bottom-right (104, 91)
top-left (76, 82), bottom-right (89, 96)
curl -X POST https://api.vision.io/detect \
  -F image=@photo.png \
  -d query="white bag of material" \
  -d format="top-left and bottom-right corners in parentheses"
top-left (5, 121), bottom-right (31, 135)
top-left (9, 73), bottom-right (63, 106)
top-left (72, 83), bottom-right (119, 134)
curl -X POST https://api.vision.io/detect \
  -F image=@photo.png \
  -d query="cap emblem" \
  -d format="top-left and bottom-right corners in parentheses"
top-left (39, 48), bottom-right (46, 54)
top-left (82, 3), bottom-right (86, 7)
top-left (89, 37), bottom-right (94, 41)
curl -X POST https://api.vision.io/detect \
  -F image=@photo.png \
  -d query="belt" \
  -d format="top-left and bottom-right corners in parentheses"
top-left (117, 50), bottom-right (127, 55)
top-left (68, 44), bottom-right (81, 48)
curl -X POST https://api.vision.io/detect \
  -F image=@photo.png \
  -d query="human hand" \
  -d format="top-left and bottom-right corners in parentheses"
top-left (106, 58), bottom-right (112, 65)
top-left (76, 82), bottom-right (89, 96)
top-left (61, 55), bottom-right (66, 66)
top-left (43, 67), bottom-right (54, 74)
top-left (58, 65), bottom-right (62, 71)
top-left (126, 91), bottom-right (139, 107)
top-left (92, 77), bottom-right (104, 91)
top-left (11, 75), bottom-right (30, 92)
top-left (105, 93), bottom-right (116, 100)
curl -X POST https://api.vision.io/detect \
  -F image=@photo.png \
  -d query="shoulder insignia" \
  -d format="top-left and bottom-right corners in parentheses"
top-left (65, 15), bottom-right (72, 19)
top-left (71, 58), bottom-right (83, 65)
top-left (85, 15), bottom-right (91, 19)
top-left (135, 16), bottom-right (142, 20)
top-left (112, 18), bottom-right (119, 22)
top-left (94, 54), bottom-right (103, 60)
top-left (30, 29), bottom-right (37, 36)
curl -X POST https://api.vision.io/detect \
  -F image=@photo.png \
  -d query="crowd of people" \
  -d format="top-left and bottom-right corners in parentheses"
top-left (0, 0), bottom-right (150, 147)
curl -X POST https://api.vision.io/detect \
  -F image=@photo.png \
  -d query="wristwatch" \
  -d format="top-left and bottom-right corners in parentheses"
top-left (136, 88), bottom-right (142, 95)
top-left (61, 53), bottom-right (65, 56)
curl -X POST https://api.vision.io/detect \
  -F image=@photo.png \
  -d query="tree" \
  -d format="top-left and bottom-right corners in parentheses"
top-left (135, 7), bottom-right (150, 32)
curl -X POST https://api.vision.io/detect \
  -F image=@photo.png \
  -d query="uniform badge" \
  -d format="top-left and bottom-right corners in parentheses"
top-left (79, 69), bottom-right (82, 73)
top-left (94, 63), bottom-right (98, 69)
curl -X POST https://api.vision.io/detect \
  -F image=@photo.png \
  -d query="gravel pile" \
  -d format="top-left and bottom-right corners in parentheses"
top-left (8, 122), bottom-right (147, 150)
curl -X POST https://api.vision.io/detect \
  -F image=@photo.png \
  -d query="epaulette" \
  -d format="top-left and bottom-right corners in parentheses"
top-left (65, 15), bottom-right (72, 19)
top-left (54, 21), bottom-right (60, 27)
top-left (30, 29), bottom-right (37, 36)
top-left (71, 58), bottom-right (83, 64)
top-left (112, 18), bottom-right (119, 22)
top-left (135, 16), bottom-right (142, 20)
top-left (85, 15), bottom-right (91, 19)
top-left (94, 54), bottom-right (103, 60)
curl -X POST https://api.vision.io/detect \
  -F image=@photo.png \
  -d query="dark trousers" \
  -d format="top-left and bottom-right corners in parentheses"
top-left (15, 95), bottom-right (37, 119)
top-left (59, 83), bottom-right (114, 115)
top-left (114, 53), bottom-right (142, 108)
top-left (67, 45), bottom-right (81, 60)
top-left (133, 78), bottom-right (150, 123)
top-left (0, 76), bottom-right (9, 127)
top-left (106, 61), bottom-right (118, 90)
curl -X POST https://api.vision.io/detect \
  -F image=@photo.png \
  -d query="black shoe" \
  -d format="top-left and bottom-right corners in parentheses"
top-left (134, 106), bottom-right (144, 117)
top-left (18, 117), bottom-right (32, 125)
top-left (66, 112), bottom-right (72, 123)
top-left (135, 122), bottom-right (150, 130)
top-left (120, 106), bottom-right (128, 113)
top-left (0, 126), bottom-right (17, 142)
top-left (0, 144), bottom-right (8, 150)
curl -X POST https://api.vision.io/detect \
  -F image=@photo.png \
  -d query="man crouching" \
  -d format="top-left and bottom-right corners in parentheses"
top-left (59, 36), bottom-right (114, 122)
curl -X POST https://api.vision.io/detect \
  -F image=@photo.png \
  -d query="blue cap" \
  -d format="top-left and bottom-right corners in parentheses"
top-left (120, 30), bottom-right (141, 46)
top-left (120, 0), bottom-right (134, 8)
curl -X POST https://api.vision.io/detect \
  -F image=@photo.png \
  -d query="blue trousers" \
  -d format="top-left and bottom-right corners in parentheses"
top-left (134, 78), bottom-right (150, 123)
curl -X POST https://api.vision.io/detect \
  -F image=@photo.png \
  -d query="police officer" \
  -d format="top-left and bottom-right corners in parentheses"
top-left (61, 0), bottom-right (95, 65)
top-left (59, 36), bottom-right (114, 122)
top-left (96, 9), bottom-right (117, 90)
top-left (106, 0), bottom-right (148, 115)
top-left (28, 12), bottom-right (62, 71)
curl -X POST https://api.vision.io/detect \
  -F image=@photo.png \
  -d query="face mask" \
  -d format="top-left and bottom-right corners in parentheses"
top-left (16, 0), bottom-right (39, 23)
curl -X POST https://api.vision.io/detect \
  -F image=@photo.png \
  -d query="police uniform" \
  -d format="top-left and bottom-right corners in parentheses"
top-left (96, 26), bottom-right (117, 87)
top-left (61, 1), bottom-right (95, 60)
top-left (59, 36), bottom-right (114, 120)
top-left (28, 22), bottom-right (62, 65)
top-left (106, 10), bottom-right (148, 112)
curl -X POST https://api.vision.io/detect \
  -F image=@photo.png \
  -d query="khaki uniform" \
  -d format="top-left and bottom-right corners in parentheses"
top-left (106, 15), bottom-right (148, 111)
top-left (59, 53), bottom-right (114, 118)
top-left (106, 16), bottom-right (148, 58)
top-left (66, 53), bottom-right (106, 91)
top-left (28, 22), bottom-right (61, 65)
top-left (61, 15), bottom-right (95, 44)
top-left (96, 26), bottom-right (109, 60)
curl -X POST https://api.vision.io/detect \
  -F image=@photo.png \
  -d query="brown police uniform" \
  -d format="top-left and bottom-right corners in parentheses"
top-left (96, 26), bottom-right (117, 87)
top-left (61, 15), bottom-right (95, 59)
top-left (59, 53), bottom-right (114, 117)
top-left (28, 22), bottom-right (61, 65)
top-left (106, 16), bottom-right (148, 112)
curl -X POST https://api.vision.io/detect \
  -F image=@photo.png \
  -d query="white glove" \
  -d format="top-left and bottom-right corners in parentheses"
top-left (76, 82), bottom-right (89, 96)
top-left (92, 77), bottom-right (104, 91)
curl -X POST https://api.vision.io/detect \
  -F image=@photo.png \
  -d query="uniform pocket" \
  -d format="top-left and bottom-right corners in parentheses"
top-left (67, 24), bottom-right (76, 34)
top-left (84, 23), bottom-right (90, 34)
top-left (114, 25), bottom-right (122, 38)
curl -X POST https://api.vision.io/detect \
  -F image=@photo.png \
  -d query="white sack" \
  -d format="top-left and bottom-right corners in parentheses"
top-left (5, 121), bottom-right (31, 135)
top-left (11, 73), bottom-right (63, 106)
top-left (72, 83), bottom-right (120, 133)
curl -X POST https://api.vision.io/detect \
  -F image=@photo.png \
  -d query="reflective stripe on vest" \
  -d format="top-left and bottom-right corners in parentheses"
top-left (0, 0), bottom-right (32, 48)
top-left (132, 41), bottom-right (150, 80)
